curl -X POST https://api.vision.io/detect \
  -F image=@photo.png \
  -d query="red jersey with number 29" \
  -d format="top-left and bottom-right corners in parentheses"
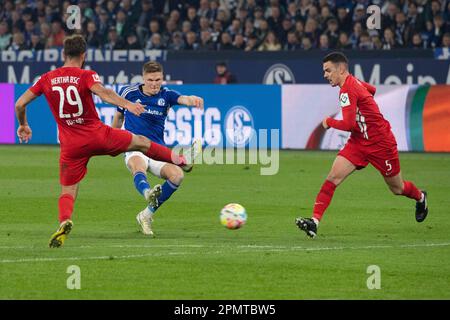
top-left (326, 74), bottom-right (394, 146)
top-left (29, 67), bottom-right (103, 146)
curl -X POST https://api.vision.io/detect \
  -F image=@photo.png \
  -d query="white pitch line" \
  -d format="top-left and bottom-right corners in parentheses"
top-left (1, 242), bottom-right (450, 264)
top-left (2, 242), bottom-right (450, 251)
top-left (0, 244), bottom-right (213, 250)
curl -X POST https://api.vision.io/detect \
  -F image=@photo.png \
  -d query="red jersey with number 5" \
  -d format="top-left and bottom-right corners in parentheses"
top-left (326, 74), bottom-right (394, 146)
top-left (29, 67), bottom-right (103, 146)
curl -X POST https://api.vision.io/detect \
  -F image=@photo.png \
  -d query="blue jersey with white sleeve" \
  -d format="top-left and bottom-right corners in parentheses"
top-left (117, 84), bottom-right (181, 145)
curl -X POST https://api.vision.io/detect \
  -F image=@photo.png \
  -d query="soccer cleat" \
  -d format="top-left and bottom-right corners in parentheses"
top-left (295, 217), bottom-right (318, 238)
top-left (415, 191), bottom-right (428, 222)
top-left (136, 209), bottom-right (154, 236)
top-left (144, 184), bottom-right (162, 208)
top-left (48, 219), bottom-right (73, 248)
top-left (181, 138), bottom-right (202, 172)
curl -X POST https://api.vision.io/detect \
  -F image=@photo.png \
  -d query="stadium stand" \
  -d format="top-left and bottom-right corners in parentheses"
top-left (0, 0), bottom-right (449, 51)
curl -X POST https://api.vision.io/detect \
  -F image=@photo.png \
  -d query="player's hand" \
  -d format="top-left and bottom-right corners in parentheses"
top-left (126, 102), bottom-right (146, 116)
top-left (322, 118), bottom-right (330, 129)
top-left (190, 96), bottom-right (204, 109)
top-left (17, 125), bottom-right (32, 143)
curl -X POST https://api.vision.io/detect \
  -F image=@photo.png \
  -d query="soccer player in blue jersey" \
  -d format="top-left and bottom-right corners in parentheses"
top-left (112, 61), bottom-right (203, 236)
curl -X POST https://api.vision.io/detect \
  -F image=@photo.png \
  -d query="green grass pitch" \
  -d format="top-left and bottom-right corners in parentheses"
top-left (1, 145), bottom-right (449, 299)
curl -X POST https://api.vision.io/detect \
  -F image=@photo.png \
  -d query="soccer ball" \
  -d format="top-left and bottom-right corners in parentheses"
top-left (220, 203), bottom-right (247, 229)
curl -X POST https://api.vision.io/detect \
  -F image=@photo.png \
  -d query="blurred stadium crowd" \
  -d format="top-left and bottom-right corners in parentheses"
top-left (0, 0), bottom-right (449, 52)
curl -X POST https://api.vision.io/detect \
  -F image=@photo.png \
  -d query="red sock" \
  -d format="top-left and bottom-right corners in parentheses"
top-left (58, 194), bottom-right (74, 223)
top-left (145, 142), bottom-right (186, 166)
top-left (402, 181), bottom-right (422, 201)
top-left (312, 180), bottom-right (337, 221)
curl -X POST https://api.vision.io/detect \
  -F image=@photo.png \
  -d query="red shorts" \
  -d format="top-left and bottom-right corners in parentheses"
top-left (338, 138), bottom-right (401, 177)
top-left (59, 125), bottom-right (132, 186)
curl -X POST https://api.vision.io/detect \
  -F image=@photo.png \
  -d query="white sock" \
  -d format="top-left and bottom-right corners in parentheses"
top-left (420, 192), bottom-right (425, 203)
top-left (312, 217), bottom-right (320, 226)
top-left (143, 206), bottom-right (153, 217)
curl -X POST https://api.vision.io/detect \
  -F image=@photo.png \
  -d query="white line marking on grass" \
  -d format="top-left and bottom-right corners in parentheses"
top-left (1, 242), bottom-right (450, 264)
top-left (0, 244), bottom-right (211, 250)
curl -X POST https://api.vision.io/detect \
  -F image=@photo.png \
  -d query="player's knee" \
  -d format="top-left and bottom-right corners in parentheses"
top-left (168, 166), bottom-right (184, 185)
top-left (389, 185), bottom-right (403, 195)
top-left (326, 174), bottom-right (342, 186)
top-left (127, 158), bottom-right (147, 174)
top-left (130, 165), bottom-right (147, 175)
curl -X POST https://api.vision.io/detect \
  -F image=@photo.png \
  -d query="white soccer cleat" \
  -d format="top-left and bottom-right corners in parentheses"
top-left (144, 184), bottom-right (162, 208)
top-left (136, 209), bottom-right (154, 236)
top-left (181, 138), bottom-right (202, 172)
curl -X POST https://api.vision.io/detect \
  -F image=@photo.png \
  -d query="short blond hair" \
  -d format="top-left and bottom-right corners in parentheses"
top-left (143, 61), bottom-right (163, 74)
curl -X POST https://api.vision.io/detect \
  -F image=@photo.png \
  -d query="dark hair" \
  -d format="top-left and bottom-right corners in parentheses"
top-left (63, 34), bottom-right (87, 58)
top-left (143, 61), bottom-right (163, 74)
top-left (322, 51), bottom-right (348, 64)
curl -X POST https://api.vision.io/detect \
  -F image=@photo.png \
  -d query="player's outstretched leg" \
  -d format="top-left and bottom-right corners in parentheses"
top-left (128, 134), bottom-right (188, 168)
top-left (137, 164), bottom-right (184, 236)
top-left (50, 185), bottom-right (78, 248)
top-left (130, 135), bottom-right (202, 172)
top-left (296, 156), bottom-right (355, 238)
top-left (295, 180), bottom-right (336, 237)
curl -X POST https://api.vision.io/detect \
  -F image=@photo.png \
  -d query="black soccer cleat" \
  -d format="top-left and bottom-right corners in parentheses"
top-left (295, 217), bottom-right (318, 238)
top-left (415, 191), bottom-right (428, 222)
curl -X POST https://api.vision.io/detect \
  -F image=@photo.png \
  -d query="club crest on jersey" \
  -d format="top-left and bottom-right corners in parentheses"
top-left (157, 98), bottom-right (166, 106)
top-left (339, 93), bottom-right (350, 107)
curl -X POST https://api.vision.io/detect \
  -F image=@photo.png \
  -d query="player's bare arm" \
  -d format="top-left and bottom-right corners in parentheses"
top-left (15, 89), bottom-right (38, 143)
top-left (178, 95), bottom-right (204, 109)
top-left (90, 83), bottom-right (146, 116)
top-left (111, 111), bottom-right (124, 128)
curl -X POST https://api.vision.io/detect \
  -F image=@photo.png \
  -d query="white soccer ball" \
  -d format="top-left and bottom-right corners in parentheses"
top-left (220, 203), bottom-right (247, 229)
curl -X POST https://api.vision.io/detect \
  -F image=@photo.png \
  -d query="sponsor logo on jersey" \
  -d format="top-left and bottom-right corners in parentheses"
top-left (146, 109), bottom-right (164, 116)
top-left (263, 63), bottom-right (296, 84)
top-left (339, 92), bottom-right (351, 107)
top-left (92, 73), bottom-right (101, 82)
top-left (224, 105), bottom-right (254, 147)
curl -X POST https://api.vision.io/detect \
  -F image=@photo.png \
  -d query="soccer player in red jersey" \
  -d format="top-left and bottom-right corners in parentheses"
top-left (14, 35), bottom-right (195, 247)
top-left (296, 52), bottom-right (428, 238)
